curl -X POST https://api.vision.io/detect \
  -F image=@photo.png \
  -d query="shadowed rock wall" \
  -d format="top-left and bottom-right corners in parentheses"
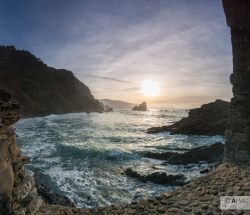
top-left (223, 0), bottom-right (250, 162)
top-left (0, 89), bottom-right (42, 215)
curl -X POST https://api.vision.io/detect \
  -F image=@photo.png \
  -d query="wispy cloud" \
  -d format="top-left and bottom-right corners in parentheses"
top-left (1, 0), bottom-right (232, 108)
top-left (85, 75), bottom-right (130, 83)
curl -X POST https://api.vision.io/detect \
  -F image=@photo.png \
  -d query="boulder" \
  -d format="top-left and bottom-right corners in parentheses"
top-left (147, 100), bottom-right (229, 136)
top-left (132, 102), bottom-right (147, 111)
top-left (125, 168), bottom-right (186, 186)
top-left (144, 142), bottom-right (224, 164)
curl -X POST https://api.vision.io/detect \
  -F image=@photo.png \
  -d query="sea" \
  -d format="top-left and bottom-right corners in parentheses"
top-left (15, 109), bottom-right (224, 208)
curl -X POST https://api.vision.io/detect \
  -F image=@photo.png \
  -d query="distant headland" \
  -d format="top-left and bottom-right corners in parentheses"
top-left (0, 46), bottom-right (103, 117)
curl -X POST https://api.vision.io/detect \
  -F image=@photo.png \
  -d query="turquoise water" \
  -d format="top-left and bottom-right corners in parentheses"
top-left (15, 110), bottom-right (224, 208)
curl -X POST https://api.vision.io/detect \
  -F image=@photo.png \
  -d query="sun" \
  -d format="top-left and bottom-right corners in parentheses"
top-left (142, 80), bottom-right (160, 97)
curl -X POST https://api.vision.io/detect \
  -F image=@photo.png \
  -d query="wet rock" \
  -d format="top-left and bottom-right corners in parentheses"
top-left (147, 100), bottom-right (229, 136)
top-left (33, 171), bottom-right (75, 207)
top-left (144, 142), bottom-right (224, 164)
top-left (132, 102), bottom-right (147, 111)
top-left (125, 168), bottom-right (186, 185)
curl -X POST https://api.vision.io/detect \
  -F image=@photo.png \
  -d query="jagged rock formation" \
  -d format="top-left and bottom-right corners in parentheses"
top-left (100, 99), bottom-right (135, 109)
top-left (132, 102), bottom-right (147, 111)
top-left (0, 90), bottom-right (42, 215)
top-left (147, 100), bottom-right (229, 136)
top-left (0, 46), bottom-right (103, 117)
top-left (223, 0), bottom-right (250, 162)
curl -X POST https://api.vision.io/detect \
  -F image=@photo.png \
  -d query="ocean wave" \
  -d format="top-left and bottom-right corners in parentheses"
top-left (15, 110), bottom-right (224, 208)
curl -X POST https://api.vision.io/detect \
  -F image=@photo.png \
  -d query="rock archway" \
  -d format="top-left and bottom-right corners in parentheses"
top-left (223, 0), bottom-right (250, 162)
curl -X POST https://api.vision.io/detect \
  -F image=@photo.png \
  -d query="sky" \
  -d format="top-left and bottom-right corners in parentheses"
top-left (0, 0), bottom-right (233, 108)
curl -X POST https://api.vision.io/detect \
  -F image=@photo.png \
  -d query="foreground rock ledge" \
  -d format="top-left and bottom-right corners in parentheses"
top-left (39, 163), bottom-right (250, 215)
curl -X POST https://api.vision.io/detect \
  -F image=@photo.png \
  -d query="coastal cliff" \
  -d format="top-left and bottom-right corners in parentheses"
top-left (0, 46), bottom-right (103, 117)
top-left (0, 90), bottom-right (42, 214)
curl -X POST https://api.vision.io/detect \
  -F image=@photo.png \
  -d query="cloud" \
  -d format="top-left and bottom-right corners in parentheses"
top-left (85, 75), bottom-right (130, 83)
top-left (2, 0), bottom-right (232, 108)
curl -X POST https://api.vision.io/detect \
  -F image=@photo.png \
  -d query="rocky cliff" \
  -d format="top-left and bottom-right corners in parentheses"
top-left (0, 46), bottom-right (103, 117)
top-left (222, 0), bottom-right (250, 162)
top-left (147, 100), bottom-right (230, 136)
top-left (0, 90), bottom-right (42, 214)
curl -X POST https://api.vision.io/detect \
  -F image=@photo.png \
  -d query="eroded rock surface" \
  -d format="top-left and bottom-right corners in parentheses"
top-left (223, 0), bottom-right (250, 162)
top-left (0, 89), bottom-right (42, 215)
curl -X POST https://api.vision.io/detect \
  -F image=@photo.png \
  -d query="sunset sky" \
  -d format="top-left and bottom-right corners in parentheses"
top-left (0, 0), bottom-right (232, 108)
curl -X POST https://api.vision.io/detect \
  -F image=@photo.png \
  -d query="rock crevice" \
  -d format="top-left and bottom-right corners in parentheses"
top-left (0, 89), bottom-right (42, 215)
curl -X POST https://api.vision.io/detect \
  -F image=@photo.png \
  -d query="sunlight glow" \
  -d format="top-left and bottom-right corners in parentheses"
top-left (142, 80), bottom-right (160, 97)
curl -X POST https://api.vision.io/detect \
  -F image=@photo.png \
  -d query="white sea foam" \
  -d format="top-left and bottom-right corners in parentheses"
top-left (15, 109), bottom-right (224, 208)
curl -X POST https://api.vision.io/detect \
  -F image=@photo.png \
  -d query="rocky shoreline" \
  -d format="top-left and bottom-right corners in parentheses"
top-left (147, 100), bottom-right (229, 136)
top-left (1, 90), bottom-right (241, 215)
top-left (38, 162), bottom-right (250, 214)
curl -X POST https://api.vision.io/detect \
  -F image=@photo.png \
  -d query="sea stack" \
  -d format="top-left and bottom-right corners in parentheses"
top-left (132, 102), bottom-right (147, 111)
top-left (0, 89), bottom-right (42, 214)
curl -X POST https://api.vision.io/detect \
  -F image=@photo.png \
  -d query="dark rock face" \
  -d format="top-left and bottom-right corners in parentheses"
top-left (0, 89), bottom-right (42, 214)
top-left (0, 46), bottom-right (103, 117)
top-left (222, 0), bottom-right (250, 162)
top-left (144, 142), bottom-right (224, 164)
top-left (147, 100), bottom-right (229, 136)
top-left (125, 168), bottom-right (186, 186)
top-left (132, 102), bottom-right (147, 111)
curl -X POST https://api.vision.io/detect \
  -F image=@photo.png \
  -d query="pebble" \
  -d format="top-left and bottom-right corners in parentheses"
top-left (157, 206), bottom-right (166, 213)
top-left (183, 207), bottom-right (192, 212)
top-left (201, 204), bottom-right (209, 210)
top-left (167, 207), bottom-right (179, 212)
top-left (163, 192), bottom-right (172, 198)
